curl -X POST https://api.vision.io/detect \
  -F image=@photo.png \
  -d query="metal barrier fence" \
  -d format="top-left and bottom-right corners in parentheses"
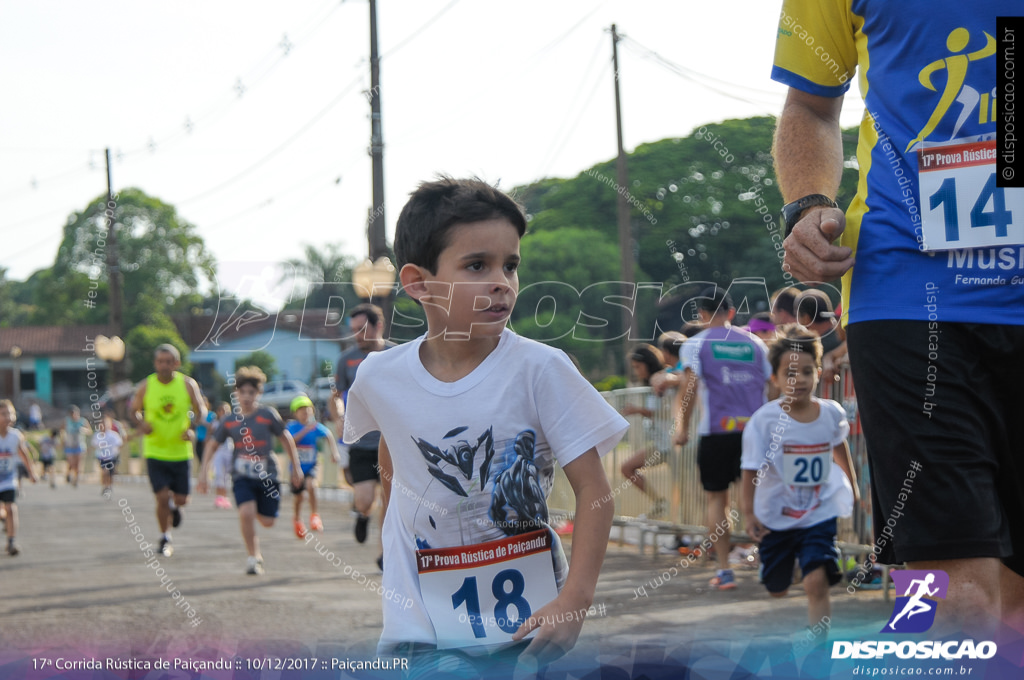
top-left (548, 362), bottom-right (873, 549)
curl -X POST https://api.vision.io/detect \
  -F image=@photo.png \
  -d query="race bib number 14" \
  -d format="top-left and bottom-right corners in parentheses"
top-left (918, 139), bottom-right (1024, 251)
top-left (417, 529), bottom-right (558, 650)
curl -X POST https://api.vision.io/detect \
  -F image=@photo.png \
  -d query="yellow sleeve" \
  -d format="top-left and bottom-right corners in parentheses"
top-left (771, 0), bottom-right (859, 97)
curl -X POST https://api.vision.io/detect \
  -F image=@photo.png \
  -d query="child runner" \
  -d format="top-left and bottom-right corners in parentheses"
top-left (198, 366), bottom-right (302, 575)
top-left (740, 324), bottom-right (858, 629)
top-left (343, 178), bottom-right (628, 673)
top-left (619, 344), bottom-right (673, 519)
top-left (61, 405), bottom-right (90, 488)
top-left (39, 428), bottom-right (58, 488)
top-left (286, 395), bottom-right (340, 538)
top-left (210, 403), bottom-right (234, 509)
top-left (91, 412), bottom-right (124, 497)
top-left (0, 400), bottom-right (39, 555)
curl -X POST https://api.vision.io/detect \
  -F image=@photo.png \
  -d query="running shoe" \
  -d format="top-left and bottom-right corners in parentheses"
top-left (159, 537), bottom-right (173, 557)
top-left (7, 541), bottom-right (19, 556)
top-left (709, 569), bottom-right (736, 590)
top-left (171, 506), bottom-right (182, 528)
top-left (246, 556), bottom-right (265, 575)
top-left (213, 496), bottom-right (232, 509)
top-left (354, 513), bottom-right (369, 544)
top-left (294, 519), bottom-right (307, 539)
top-left (310, 514), bottom-right (324, 532)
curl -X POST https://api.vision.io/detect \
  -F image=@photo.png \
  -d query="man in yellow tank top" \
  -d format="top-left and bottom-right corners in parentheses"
top-left (130, 344), bottom-right (206, 557)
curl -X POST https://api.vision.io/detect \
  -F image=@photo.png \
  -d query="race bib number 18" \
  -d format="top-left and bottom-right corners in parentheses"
top-left (417, 529), bottom-right (558, 650)
top-left (918, 139), bottom-right (1024, 251)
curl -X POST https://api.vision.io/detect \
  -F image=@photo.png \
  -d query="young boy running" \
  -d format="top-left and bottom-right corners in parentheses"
top-left (740, 325), bottom-right (858, 629)
top-left (210, 403), bottom-right (234, 509)
top-left (39, 428), bottom-right (58, 488)
top-left (91, 412), bottom-right (124, 497)
top-left (62, 405), bottom-right (91, 487)
top-left (0, 400), bottom-right (39, 555)
top-left (285, 395), bottom-right (340, 537)
top-left (343, 178), bottom-right (628, 672)
top-left (198, 367), bottom-right (302, 575)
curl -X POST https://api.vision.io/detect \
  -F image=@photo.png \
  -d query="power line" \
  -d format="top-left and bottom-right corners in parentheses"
top-left (536, 36), bottom-right (610, 176)
top-left (381, 0), bottom-right (464, 60)
top-left (0, 0), bottom-right (349, 198)
top-left (177, 75), bottom-right (364, 207)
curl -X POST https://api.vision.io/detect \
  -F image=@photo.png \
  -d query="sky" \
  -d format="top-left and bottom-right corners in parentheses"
top-left (0, 0), bottom-right (867, 300)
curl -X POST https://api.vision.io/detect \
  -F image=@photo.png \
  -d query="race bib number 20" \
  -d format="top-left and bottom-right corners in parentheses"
top-left (417, 529), bottom-right (558, 650)
top-left (782, 443), bottom-right (831, 487)
top-left (918, 139), bottom-right (1024, 251)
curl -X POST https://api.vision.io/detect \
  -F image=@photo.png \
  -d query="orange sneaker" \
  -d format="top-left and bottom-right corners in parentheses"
top-left (293, 519), bottom-right (307, 539)
top-left (310, 514), bottom-right (324, 532)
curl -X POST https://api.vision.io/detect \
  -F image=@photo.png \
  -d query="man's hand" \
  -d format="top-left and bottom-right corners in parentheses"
top-left (783, 206), bottom-right (854, 282)
top-left (291, 470), bottom-right (305, 491)
top-left (137, 421), bottom-right (153, 435)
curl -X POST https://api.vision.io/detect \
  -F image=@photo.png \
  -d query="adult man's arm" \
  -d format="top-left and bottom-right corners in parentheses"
top-left (774, 88), bottom-right (855, 282)
top-left (184, 377), bottom-right (207, 440)
top-left (130, 381), bottom-right (152, 435)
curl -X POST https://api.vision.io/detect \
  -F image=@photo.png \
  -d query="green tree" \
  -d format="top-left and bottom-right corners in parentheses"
top-left (124, 316), bottom-right (191, 383)
top-left (515, 116), bottom-right (860, 294)
top-left (54, 187), bottom-right (216, 328)
top-left (233, 350), bottom-right (278, 381)
top-left (511, 228), bottom-right (647, 379)
top-left (280, 243), bottom-right (364, 315)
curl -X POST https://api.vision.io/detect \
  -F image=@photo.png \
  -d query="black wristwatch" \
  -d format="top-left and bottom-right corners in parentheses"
top-left (781, 194), bottom-right (839, 237)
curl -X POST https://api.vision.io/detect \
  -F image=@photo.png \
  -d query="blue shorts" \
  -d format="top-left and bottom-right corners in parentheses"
top-left (233, 476), bottom-right (280, 518)
top-left (290, 464), bottom-right (319, 495)
top-left (758, 517), bottom-right (842, 594)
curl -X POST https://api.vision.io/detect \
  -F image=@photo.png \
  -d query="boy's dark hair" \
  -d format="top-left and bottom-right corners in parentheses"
top-left (629, 344), bottom-right (667, 385)
top-left (771, 286), bottom-right (801, 318)
top-left (768, 324), bottom-right (823, 374)
top-left (350, 303), bottom-right (383, 327)
top-left (657, 331), bottom-right (686, 361)
top-left (697, 285), bottom-right (734, 312)
top-left (394, 177), bottom-right (527, 273)
top-left (234, 365), bottom-right (267, 391)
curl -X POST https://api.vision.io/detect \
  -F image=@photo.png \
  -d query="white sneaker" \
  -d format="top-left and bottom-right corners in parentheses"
top-left (246, 556), bottom-right (264, 575)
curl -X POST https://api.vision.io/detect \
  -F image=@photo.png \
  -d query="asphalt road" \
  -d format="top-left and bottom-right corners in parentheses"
top-left (0, 474), bottom-right (922, 680)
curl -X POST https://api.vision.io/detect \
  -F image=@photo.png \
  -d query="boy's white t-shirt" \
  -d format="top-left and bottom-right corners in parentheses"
top-left (740, 397), bottom-right (853, 531)
top-left (92, 430), bottom-right (123, 461)
top-left (344, 328), bottom-right (628, 649)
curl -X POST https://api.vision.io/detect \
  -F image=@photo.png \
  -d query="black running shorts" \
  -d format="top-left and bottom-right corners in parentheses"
top-left (847, 320), bottom-right (1024, 575)
top-left (146, 458), bottom-right (190, 496)
top-left (697, 432), bottom-right (743, 492)
top-left (349, 447), bottom-right (380, 484)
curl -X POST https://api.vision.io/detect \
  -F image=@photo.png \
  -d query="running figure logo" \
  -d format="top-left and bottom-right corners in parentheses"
top-left (882, 569), bottom-right (949, 633)
top-left (906, 28), bottom-right (997, 151)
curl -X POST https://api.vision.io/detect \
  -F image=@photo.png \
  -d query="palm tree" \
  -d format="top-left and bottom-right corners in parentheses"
top-left (280, 243), bottom-right (360, 310)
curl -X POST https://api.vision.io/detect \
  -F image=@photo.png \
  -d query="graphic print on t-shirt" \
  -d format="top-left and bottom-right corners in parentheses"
top-left (413, 426), bottom-right (551, 540)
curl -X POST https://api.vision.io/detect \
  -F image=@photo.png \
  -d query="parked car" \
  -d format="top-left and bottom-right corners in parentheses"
top-left (311, 376), bottom-right (336, 414)
top-left (260, 380), bottom-right (310, 412)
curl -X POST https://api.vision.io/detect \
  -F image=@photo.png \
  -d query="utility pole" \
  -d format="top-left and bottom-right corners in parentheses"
top-left (611, 24), bottom-right (636, 372)
top-left (105, 148), bottom-right (124, 383)
top-left (366, 0), bottom-right (394, 338)
top-left (368, 0), bottom-right (387, 262)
